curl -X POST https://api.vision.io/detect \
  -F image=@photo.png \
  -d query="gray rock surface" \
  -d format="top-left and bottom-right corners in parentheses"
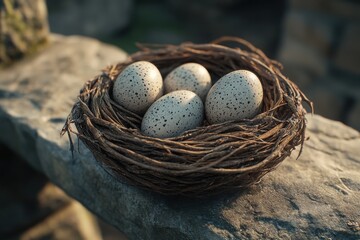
top-left (0, 35), bottom-right (359, 240)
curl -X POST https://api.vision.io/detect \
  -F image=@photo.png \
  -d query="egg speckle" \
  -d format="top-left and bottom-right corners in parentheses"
top-left (205, 70), bottom-right (263, 124)
top-left (112, 61), bottom-right (163, 114)
top-left (141, 90), bottom-right (204, 138)
top-left (164, 63), bottom-right (212, 100)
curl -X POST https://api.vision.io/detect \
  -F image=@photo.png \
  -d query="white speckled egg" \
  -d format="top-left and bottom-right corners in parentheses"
top-left (112, 61), bottom-right (163, 114)
top-left (205, 70), bottom-right (263, 124)
top-left (164, 63), bottom-right (212, 100)
top-left (141, 90), bottom-right (204, 138)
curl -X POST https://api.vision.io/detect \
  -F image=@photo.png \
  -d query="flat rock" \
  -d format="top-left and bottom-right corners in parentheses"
top-left (0, 35), bottom-right (359, 240)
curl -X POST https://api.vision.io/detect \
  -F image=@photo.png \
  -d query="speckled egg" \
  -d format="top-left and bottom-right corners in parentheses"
top-left (112, 61), bottom-right (163, 115)
top-left (141, 90), bottom-right (204, 138)
top-left (205, 70), bottom-right (263, 124)
top-left (164, 63), bottom-right (212, 100)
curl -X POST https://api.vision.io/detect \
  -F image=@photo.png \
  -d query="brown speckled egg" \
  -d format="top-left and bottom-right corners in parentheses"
top-left (141, 90), bottom-right (204, 138)
top-left (205, 70), bottom-right (263, 124)
top-left (112, 61), bottom-right (163, 115)
top-left (164, 63), bottom-right (211, 100)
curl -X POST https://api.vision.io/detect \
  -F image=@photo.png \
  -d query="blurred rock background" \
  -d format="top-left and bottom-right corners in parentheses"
top-left (279, 0), bottom-right (360, 130)
top-left (45, 0), bottom-right (360, 131)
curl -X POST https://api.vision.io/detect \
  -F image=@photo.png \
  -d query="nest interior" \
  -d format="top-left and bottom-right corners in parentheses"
top-left (62, 36), bottom-right (313, 197)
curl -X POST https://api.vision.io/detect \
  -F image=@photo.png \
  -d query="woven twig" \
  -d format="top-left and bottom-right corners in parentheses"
top-left (62, 36), bottom-right (313, 197)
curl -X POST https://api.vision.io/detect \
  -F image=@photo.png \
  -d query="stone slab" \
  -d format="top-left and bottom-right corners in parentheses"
top-left (0, 35), bottom-right (359, 240)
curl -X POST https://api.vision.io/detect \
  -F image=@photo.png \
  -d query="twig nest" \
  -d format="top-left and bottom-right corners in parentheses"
top-left (62, 36), bottom-right (313, 197)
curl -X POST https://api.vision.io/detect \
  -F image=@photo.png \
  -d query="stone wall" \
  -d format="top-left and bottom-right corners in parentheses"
top-left (279, 0), bottom-right (360, 130)
top-left (165, 0), bottom-right (286, 57)
top-left (46, 0), bottom-right (133, 37)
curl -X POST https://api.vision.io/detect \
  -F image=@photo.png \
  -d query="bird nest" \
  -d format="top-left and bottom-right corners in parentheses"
top-left (62, 36), bottom-right (313, 197)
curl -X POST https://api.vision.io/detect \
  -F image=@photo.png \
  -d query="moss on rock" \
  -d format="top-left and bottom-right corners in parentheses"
top-left (0, 0), bottom-right (49, 66)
